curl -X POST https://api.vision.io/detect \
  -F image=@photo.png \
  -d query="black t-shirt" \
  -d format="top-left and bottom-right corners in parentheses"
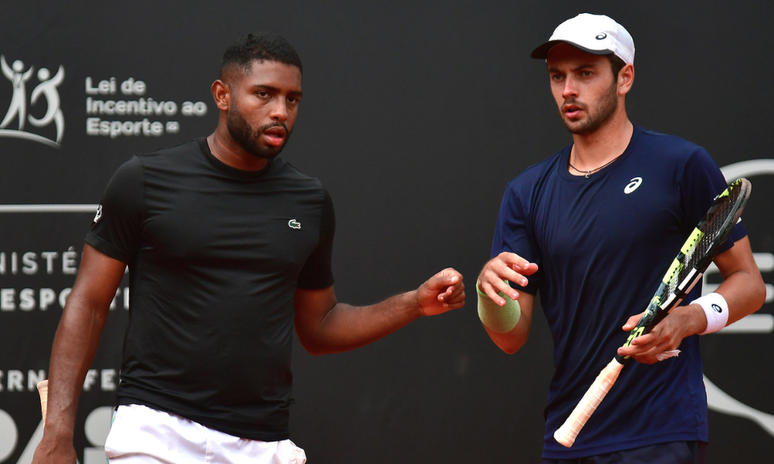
top-left (86, 138), bottom-right (334, 441)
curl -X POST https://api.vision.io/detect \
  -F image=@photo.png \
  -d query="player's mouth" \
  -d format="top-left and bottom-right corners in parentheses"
top-left (563, 103), bottom-right (583, 119)
top-left (262, 126), bottom-right (287, 147)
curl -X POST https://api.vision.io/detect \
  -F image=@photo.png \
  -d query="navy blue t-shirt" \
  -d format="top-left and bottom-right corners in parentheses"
top-left (492, 126), bottom-right (746, 458)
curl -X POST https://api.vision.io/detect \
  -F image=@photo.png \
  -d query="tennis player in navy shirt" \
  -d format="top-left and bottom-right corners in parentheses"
top-left (476, 14), bottom-right (765, 463)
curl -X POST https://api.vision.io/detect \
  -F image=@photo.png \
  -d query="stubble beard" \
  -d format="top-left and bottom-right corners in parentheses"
top-left (560, 80), bottom-right (618, 135)
top-left (227, 104), bottom-right (291, 159)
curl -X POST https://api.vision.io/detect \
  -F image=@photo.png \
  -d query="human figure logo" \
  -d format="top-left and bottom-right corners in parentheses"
top-left (0, 54), bottom-right (65, 148)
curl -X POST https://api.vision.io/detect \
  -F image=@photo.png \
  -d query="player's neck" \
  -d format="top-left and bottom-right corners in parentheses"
top-left (569, 115), bottom-right (633, 174)
top-left (207, 129), bottom-right (269, 172)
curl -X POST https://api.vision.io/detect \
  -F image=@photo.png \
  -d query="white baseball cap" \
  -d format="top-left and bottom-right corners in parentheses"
top-left (530, 13), bottom-right (635, 65)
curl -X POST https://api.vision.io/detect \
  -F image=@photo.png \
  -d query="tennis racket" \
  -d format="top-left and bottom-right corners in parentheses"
top-left (553, 177), bottom-right (752, 448)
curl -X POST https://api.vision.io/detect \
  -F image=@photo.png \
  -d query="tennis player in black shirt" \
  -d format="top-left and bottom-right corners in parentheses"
top-left (32, 32), bottom-right (465, 464)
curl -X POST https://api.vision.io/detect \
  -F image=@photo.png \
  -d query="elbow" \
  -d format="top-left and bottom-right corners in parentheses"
top-left (501, 346), bottom-right (518, 355)
top-left (753, 279), bottom-right (767, 313)
top-left (297, 337), bottom-right (325, 356)
top-left (490, 329), bottom-right (528, 355)
top-left (301, 343), bottom-right (329, 357)
top-left (296, 333), bottom-right (337, 356)
top-left (732, 273), bottom-right (767, 320)
top-left (498, 340), bottom-right (526, 355)
top-left (746, 267), bottom-right (768, 314)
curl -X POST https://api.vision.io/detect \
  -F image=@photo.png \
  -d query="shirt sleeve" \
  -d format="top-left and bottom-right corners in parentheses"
top-left (297, 188), bottom-right (335, 289)
top-left (491, 180), bottom-right (541, 294)
top-left (85, 155), bottom-right (144, 264)
top-left (678, 146), bottom-right (747, 253)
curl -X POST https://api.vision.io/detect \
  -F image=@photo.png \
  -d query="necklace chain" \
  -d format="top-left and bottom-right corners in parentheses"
top-left (568, 154), bottom-right (622, 178)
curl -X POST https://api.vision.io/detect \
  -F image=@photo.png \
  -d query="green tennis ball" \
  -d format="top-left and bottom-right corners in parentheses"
top-left (477, 283), bottom-right (521, 333)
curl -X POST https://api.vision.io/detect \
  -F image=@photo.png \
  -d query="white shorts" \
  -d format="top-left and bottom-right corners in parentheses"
top-left (104, 404), bottom-right (306, 464)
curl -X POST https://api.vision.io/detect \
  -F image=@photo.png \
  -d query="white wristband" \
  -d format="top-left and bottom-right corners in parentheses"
top-left (692, 292), bottom-right (729, 335)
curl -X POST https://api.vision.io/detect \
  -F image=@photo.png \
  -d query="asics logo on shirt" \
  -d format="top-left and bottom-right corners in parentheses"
top-left (624, 177), bottom-right (643, 194)
top-left (288, 219), bottom-right (301, 229)
top-left (93, 205), bottom-right (103, 223)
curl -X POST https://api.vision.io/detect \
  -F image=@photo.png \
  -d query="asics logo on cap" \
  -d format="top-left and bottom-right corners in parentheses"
top-left (596, 33), bottom-right (607, 40)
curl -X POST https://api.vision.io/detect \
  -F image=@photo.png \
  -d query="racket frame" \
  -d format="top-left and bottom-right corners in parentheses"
top-left (554, 178), bottom-right (751, 448)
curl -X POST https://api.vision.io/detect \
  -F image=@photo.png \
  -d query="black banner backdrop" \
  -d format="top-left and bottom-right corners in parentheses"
top-left (1, 1), bottom-right (772, 463)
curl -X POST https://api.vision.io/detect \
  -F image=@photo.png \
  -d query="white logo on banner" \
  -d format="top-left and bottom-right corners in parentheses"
top-left (702, 159), bottom-right (774, 438)
top-left (0, 55), bottom-right (64, 148)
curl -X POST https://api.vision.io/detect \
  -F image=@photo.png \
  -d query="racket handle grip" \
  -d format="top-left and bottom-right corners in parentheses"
top-left (554, 358), bottom-right (624, 448)
top-left (37, 379), bottom-right (48, 424)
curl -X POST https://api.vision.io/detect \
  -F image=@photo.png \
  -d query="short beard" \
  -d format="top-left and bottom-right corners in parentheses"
top-left (227, 105), bottom-right (291, 159)
top-left (560, 80), bottom-right (618, 135)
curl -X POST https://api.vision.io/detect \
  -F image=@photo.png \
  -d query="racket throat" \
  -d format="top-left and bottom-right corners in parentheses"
top-left (678, 268), bottom-right (703, 296)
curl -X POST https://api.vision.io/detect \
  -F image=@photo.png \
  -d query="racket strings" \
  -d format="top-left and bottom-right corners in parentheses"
top-left (666, 189), bottom-right (741, 295)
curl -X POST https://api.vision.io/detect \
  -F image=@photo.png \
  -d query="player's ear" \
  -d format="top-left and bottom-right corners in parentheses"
top-left (618, 63), bottom-right (634, 96)
top-left (211, 79), bottom-right (231, 111)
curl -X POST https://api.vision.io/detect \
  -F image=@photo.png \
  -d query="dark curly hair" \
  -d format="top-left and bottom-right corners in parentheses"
top-left (220, 32), bottom-right (302, 79)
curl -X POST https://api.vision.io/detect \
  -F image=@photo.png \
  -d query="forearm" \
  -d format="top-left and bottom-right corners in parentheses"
top-left (484, 309), bottom-right (532, 354)
top-left (670, 269), bottom-right (765, 339)
top-left (43, 297), bottom-right (109, 439)
top-left (666, 273), bottom-right (764, 340)
top-left (480, 290), bottom-right (534, 354)
top-left (476, 253), bottom-right (538, 354)
top-left (713, 269), bottom-right (766, 325)
top-left (33, 244), bottom-right (125, 464)
top-left (300, 290), bottom-right (422, 355)
top-left (688, 237), bottom-right (766, 332)
top-left (296, 269), bottom-right (464, 355)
